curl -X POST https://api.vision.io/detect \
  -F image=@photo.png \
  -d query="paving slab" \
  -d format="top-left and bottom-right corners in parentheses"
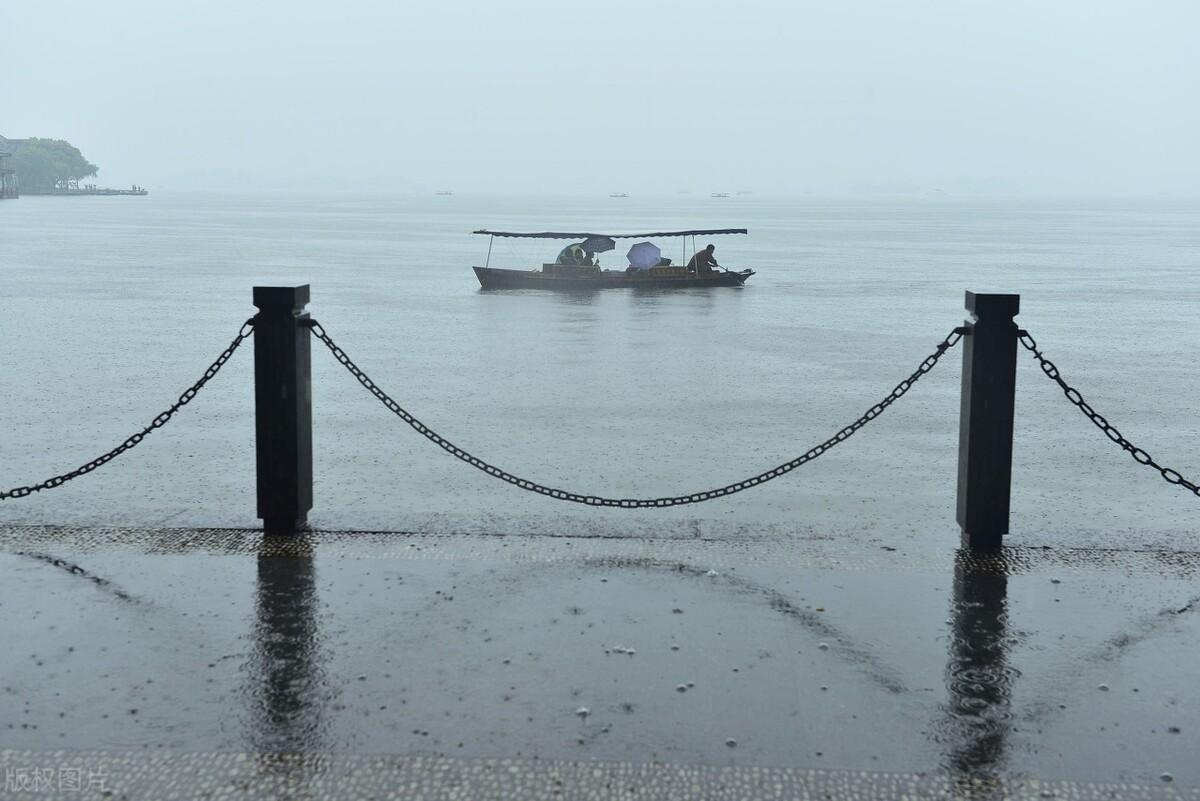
top-left (1, 525), bottom-right (1197, 800)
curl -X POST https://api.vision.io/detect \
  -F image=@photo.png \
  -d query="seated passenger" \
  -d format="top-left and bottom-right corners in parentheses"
top-left (686, 244), bottom-right (720, 273)
top-left (556, 242), bottom-right (588, 265)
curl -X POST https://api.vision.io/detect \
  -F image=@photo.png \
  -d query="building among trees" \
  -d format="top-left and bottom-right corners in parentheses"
top-left (0, 154), bottom-right (17, 199)
top-left (0, 135), bottom-right (145, 196)
top-left (0, 135), bottom-right (99, 194)
top-left (20, 138), bottom-right (98, 192)
top-left (0, 135), bottom-right (20, 198)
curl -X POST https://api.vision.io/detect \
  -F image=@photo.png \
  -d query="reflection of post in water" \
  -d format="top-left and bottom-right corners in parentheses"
top-left (943, 554), bottom-right (1016, 786)
top-left (248, 537), bottom-right (329, 755)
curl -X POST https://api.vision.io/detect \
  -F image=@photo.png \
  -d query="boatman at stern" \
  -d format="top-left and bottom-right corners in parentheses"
top-left (687, 244), bottom-right (720, 273)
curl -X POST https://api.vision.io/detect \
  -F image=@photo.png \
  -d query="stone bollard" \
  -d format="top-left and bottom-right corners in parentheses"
top-left (253, 285), bottom-right (313, 536)
top-left (956, 291), bottom-right (1020, 550)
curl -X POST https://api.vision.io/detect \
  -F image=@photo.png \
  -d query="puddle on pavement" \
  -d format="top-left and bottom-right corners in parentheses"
top-left (0, 531), bottom-right (1197, 788)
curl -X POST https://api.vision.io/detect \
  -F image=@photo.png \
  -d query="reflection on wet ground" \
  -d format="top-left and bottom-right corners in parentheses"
top-left (247, 539), bottom-right (331, 756)
top-left (0, 525), bottom-right (1197, 800)
top-left (942, 567), bottom-right (1015, 788)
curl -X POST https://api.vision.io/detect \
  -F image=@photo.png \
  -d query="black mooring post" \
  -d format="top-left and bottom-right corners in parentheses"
top-left (253, 285), bottom-right (313, 536)
top-left (956, 291), bottom-right (1020, 550)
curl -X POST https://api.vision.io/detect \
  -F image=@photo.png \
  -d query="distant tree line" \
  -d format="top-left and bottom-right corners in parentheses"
top-left (10, 138), bottom-right (98, 192)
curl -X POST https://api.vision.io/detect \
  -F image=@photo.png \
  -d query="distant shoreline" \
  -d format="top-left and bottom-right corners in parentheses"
top-left (21, 187), bottom-right (148, 196)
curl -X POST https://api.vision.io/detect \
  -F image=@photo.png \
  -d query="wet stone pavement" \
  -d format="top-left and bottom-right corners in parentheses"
top-left (0, 525), bottom-right (1197, 800)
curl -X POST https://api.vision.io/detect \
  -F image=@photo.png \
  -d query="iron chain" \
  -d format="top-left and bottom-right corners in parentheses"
top-left (1018, 330), bottom-right (1200, 497)
top-left (0, 319), bottom-right (256, 501)
top-left (309, 320), bottom-right (964, 508)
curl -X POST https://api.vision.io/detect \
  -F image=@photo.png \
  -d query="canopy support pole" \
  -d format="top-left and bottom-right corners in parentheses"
top-left (486, 235), bottom-right (494, 267)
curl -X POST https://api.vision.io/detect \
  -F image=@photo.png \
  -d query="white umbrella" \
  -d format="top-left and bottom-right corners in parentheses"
top-left (626, 241), bottom-right (661, 270)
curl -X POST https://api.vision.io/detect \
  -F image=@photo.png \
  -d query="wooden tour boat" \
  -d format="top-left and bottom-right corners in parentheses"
top-left (472, 228), bottom-right (755, 291)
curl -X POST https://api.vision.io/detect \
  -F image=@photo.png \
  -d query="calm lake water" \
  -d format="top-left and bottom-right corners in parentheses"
top-left (2, 192), bottom-right (1198, 551)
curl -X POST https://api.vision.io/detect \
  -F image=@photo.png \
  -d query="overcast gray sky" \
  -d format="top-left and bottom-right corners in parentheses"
top-left (3, 0), bottom-right (1198, 194)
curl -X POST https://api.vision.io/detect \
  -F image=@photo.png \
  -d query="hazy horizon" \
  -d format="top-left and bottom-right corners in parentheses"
top-left (3, 0), bottom-right (1198, 195)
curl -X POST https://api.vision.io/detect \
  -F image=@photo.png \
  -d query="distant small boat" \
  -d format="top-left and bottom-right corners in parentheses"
top-left (609, 192), bottom-right (628, 198)
top-left (711, 192), bottom-right (730, 198)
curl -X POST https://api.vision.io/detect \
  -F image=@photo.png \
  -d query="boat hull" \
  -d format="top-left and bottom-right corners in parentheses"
top-left (473, 266), bottom-right (753, 290)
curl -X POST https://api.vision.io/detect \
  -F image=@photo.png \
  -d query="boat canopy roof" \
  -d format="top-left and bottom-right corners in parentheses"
top-left (473, 228), bottom-right (748, 239)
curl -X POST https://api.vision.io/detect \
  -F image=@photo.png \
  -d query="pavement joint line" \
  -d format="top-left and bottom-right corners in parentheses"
top-left (0, 749), bottom-right (1195, 801)
top-left (1, 524), bottom-right (1199, 578)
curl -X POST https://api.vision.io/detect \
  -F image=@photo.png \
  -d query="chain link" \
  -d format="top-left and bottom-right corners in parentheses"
top-left (1, 319), bottom-right (256, 501)
top-left (310, 321), bottom-right (964, 508)
top-left (1018, 330), bottom-right (1200, 497)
